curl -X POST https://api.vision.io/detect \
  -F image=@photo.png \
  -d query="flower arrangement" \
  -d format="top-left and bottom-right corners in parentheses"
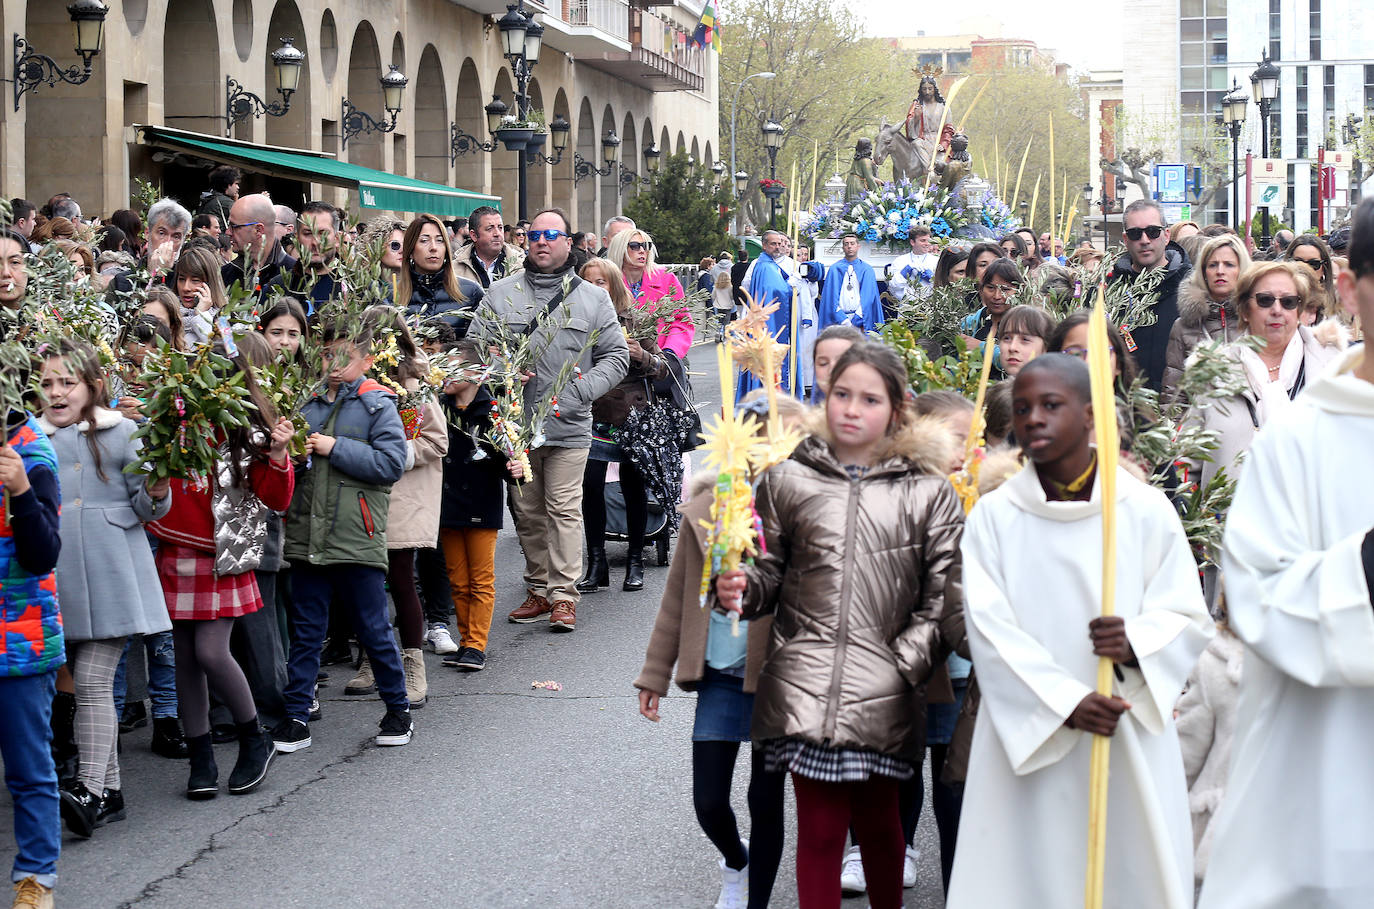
top-left (758, 177), bottom-right (787, 192)
top-left (802, 178), bottom-right (971, 246)
top-left (976, 189), bottom-right (1019, 235)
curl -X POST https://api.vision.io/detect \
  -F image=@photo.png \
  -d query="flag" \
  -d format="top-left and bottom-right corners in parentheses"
top-left (692, 0), bottom-right (720, 51)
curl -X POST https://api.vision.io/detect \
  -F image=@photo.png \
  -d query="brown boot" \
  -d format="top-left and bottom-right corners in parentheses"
top-left (549, 600), bottom-right (576, 632)
top-left (508, 592), bottom-right (552, 624)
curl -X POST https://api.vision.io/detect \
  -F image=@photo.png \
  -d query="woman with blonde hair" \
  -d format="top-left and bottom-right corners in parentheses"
top-left (606, 227), bottom-right (695, 360)
top-left (1163, 233), bottom-right (1252, 396)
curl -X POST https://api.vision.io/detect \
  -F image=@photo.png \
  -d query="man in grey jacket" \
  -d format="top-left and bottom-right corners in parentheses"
top-left (469, 208), bottom-right (629, 632)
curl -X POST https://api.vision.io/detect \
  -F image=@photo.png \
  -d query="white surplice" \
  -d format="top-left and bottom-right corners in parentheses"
top-left (948, 463), bottom-right (1214, 909)
top-left (1199, 347), bottom-right (1374, 909)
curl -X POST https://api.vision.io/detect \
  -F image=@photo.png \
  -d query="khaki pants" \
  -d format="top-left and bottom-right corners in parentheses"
top-left (507, 445), bottom-right (589, 605)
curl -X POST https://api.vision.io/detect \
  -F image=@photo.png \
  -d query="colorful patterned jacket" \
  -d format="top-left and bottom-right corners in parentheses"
top-left (1, 415), bottom-right (64, 677)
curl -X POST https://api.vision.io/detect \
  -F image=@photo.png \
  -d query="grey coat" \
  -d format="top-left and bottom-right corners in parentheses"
top-left (40, 409), bottom-right (171, 642)
top-left (470, 266), bottom-right (630, 448)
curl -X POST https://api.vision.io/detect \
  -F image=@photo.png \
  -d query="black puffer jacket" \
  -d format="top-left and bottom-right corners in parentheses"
top-left (1108, 243), bottom-right (1192, 392)
top-left (406, 269), bottom-right (484, 335)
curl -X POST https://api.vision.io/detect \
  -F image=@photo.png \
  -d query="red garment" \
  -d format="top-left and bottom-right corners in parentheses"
top-left (157, 542), bottom-right (262, 620)
top-left (791, 774), bottom-right (905, 909)
top-left (149, 455), bottom-right (294, 554)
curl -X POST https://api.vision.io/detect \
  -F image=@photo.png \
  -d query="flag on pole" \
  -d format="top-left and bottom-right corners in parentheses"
top-left (691, 0), bottom-right (721, 51)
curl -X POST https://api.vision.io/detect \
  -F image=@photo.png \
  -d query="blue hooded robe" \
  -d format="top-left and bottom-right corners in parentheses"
top-left (818, 258), bottom-right (883, 333)
top-left (735, 254), bottom-right (802, 401)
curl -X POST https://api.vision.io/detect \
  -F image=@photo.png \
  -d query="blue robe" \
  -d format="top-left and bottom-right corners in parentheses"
top-left (735, 254), bottom-right (803, 401)
top-left (818, 259), bottom-right (883, 333)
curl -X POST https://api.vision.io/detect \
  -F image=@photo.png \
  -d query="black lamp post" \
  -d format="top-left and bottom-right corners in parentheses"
top-left (1019, 200), bottom-right (1029, 227)
top-left (1251, 51), bottom-right (1280, 249)
top-left (762, 119), bottom-right (783, 229)
top-left (1080, 183), bottom-right (1094, 248)
top-left (1343, 113), bottom-right (1365, 205)
top-left (1221, 80), bottom-right (1248, 233)
top-left (12, 0), bottom-right (109, 111)
top-left (1098, 180), bottom-right (1111, 248)
top-left (225, 37), bottom-right (306, 136)
top-left (573, 129), bottom-right (621, 187)
top-left (341, 64), bottom-right (408, 149)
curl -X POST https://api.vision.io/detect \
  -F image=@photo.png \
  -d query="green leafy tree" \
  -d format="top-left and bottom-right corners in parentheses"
top-left (623, 153), bottom-right (734, 262)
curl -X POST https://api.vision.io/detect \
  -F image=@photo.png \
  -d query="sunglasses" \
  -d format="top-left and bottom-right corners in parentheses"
top-left (1294, 257), bottom-right (1323, 271)
top-left (627, 241), bottom-right (649, 251)
top-left (1252, 292), bottom-right (1302, 311)
top-left (526, 229), bottom-right (567, 243)
top-left (1060, 345), bottom-right (1115, 360)
top-left (1124, 225), bottom-right (1165, 241)
top-left (388, 241), bottom-right (403, 251)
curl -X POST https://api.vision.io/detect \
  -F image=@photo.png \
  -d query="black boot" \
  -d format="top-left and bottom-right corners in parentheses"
top-left (623, 549), bottom-right (645, 592)
top-left (96, 788), bottom-right (126, 827)
top-left (150, 717), bottom-right (190, 759)
top-left (185, 733), bottom-right (218, 801)
top-left (50, 691), bottom-right (79, 787)
top-left (576, 547), bottom-right (610, 593)
top-left (227, 718), bottom-right (274, 795)
top-left (59, 781), bottom-right (99, 839)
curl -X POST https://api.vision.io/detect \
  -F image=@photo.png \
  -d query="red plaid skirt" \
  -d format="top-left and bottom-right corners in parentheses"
top-left (157, 543), bottom-right (263, 621)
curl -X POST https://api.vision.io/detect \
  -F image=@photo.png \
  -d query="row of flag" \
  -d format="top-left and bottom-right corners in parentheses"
top-left (691, 0), bottom-right (721, 51)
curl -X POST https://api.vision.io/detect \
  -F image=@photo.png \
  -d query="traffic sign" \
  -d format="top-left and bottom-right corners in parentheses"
top-left (1154, 164), bottom-right (1189, 203)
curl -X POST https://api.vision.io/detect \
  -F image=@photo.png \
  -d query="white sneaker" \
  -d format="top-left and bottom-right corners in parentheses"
top-left (903, 845), bottom-right (919, 888)
top-left (713, 856), bottom-right (748, 909)
top-left (840, 844), bottom-right (867, 895)
top-left (426, 623), bottom-right (459, 655)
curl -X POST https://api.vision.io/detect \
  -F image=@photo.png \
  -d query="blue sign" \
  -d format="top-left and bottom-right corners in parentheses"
top-left (1154, 164), bottom-right (1188, 204)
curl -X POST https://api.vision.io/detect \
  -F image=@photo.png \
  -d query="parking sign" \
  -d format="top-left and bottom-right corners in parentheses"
top-left (1155, 164), bottom-right (1189, 204)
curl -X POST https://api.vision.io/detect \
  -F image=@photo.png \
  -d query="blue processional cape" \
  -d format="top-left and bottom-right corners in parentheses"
top-left (818, 259), bottom-right (883, 333)
top-left (735, 254), bottom-right (803, 401)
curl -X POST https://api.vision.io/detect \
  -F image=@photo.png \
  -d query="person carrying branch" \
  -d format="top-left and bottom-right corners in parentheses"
top-left (947, 354), bottom-right (1212, 909)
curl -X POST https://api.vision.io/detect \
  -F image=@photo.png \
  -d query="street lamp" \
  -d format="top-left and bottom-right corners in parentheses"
top-left (1221, 80), bottom-right (1248, 232)
top-left (1019, 200), bottom-right (1029, 226)
top-left (734, 170), bottom-right (749, 196)
top-left (730, 71), bottom-right (776, 234)
top-left (573, 129), bottom-right (621, 186)
top-left (711, 161), bottom-right (725, 178)
top-left (341, 64), bottom-right (408, 149)
top-left (762, 119), bottom-right (784, 229)
top-left (644, 143), bottom-right (663, 174)
top-left (1080, 183), bottom-right (1094, 248)
top-left (1251, 51), bottom-right (1280, 249)
top-left (12, 0), bottom-right (109, 111)
top-left (225, 36), bottom-right (307, 136)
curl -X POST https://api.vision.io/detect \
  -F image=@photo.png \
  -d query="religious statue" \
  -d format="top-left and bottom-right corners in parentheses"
top-left (902, 73), bottom-right (955, 183)
top-left (938, 131), bottom-right (972, 192)
top-left (844, 138), bottom-right (882, 203)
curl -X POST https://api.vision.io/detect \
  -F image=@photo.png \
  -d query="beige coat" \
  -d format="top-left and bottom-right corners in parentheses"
top-left (634, 474), bottom-right (773, 695)
top-left (386, 374), bottom-right (449, 549)
top-left (452, 241), bottom-right (525, 288)
top-left (741, 422), bottom-right (965, 761)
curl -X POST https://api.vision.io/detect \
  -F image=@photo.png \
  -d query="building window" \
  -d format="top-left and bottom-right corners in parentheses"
top-left (1288, 163), bottom-right (1297, 228)
top-left (1366, 65), bottom-right (1374, 114)
top-left (1309, 0), bottom-right (1321, 60)
top-left (1296, 68), bottom-right (1308, 159)
top-left (1325, 65), bottom-right (1335, 147)
top-left (1270, 0), bottom-right (1282, 60)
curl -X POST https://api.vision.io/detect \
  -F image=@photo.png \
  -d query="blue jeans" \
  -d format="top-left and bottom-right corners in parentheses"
top-left (283, 562), bottom-right (408, 722)
top-left (0, 671), bottom-right (59, 887)
top-left (113, 631), bottom-right (178, 719)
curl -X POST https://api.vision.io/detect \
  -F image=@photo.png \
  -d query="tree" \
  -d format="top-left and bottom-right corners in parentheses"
top-left (623, 153), bottom-right (734, 262)
top-left (1106, 104), bottom-right (1237, 217)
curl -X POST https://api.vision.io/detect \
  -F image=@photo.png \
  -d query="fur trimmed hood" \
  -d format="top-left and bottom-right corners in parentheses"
top-left (800, 412), bottom-right (956, 478)
top-left (1177, 278), bottom-right (1236, 329)
top-left (37, 406), bottom-right (123, 435)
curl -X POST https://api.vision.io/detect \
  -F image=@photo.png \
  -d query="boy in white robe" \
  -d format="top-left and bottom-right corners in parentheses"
top-left (948, 354), bottom-right (1213, 909)
top-left (1199, 199), bottom-right (1374, 909)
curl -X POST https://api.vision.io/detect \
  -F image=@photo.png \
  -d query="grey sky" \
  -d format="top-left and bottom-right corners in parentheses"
top-left (858, 0), bottom-right (1125, 75)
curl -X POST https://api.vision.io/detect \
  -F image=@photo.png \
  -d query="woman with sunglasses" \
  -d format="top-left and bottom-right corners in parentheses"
top-left (1284, 234), bottom-right (1338, 325)
top-left (1164, 234), bottom-right (1251, 397)
top-left (396, 214), bottom-right (484, 336)
top-left (1183, 261), bottom-right (1346, 496)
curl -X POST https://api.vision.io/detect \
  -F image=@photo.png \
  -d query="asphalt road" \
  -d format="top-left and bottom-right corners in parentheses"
top-left (3, 343), bottom-right (949, 909)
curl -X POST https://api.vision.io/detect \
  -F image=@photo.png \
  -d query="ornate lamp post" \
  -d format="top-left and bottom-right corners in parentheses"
top-left (12, 0), bottom-right (109, 111)
top-left (225, 37), bottom-right (306, 136)
top-left (762, 119), bottom-right (783, 229)
top-left (1251, 51), bottom-right (1280, 249)
top-left (573, 129), bottom-right (621, 186)
top-left (1081, 183), bottom-right (1094, 248)
top-left (729, 71), bottom-right (775, 234)
top-left (1221, 80), bottom-right (1249, 233)
top-left (341, 64), bottom-right (408, 149)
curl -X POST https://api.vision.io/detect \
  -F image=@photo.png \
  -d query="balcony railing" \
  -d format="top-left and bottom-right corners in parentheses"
top-left (631, 8), bottom-right (705, 90)
top-left (567, 0), bottom-right (630, 40)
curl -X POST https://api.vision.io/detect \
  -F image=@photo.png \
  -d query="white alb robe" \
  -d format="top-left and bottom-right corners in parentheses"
top-left (1199, 347), bottom-right (1374, 909)
top-left (948, 464), bottom-right (1213, 909)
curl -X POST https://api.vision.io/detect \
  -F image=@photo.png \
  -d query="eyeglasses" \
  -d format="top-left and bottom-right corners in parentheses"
top-left (1252, 292), bottom-right (1302, 311)
top-left (276, 221), bottom-right (294, 227)
top-left (227, 221), bottom-right (261, 232)
top-left (1294, 257), bottom-right (1324, 271)
top-left (627, 241), bottom-right (649, 251)
top-left (1123, 225), bottom-right (1165, 242)
top-left (388, 241), bottom-right (403, 251)
top-left (526, 229), bottom-right (568, 243)
top-left (1060, 345), bottom-right (1114, 360)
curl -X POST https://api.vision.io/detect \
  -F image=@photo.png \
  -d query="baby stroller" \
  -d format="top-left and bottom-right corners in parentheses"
top-left (603, 471), bottom-right (673, 567)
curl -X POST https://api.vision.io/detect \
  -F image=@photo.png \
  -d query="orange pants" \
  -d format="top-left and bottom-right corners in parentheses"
top-left (439, 528), bottom-right (499, 652)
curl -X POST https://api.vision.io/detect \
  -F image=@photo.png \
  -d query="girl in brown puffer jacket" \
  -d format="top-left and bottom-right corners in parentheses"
top-left (717, 340), bottom-right (965, 909)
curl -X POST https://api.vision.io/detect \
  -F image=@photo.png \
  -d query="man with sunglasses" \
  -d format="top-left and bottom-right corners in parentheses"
top-left (221, 193), bottom-right (297, 297)
top-left (453, 205), bottom-right (524, 289)
top-left (1108, 199), bottom-right (1192, 391)
top-left (469, 209), bottom-right (628, 634)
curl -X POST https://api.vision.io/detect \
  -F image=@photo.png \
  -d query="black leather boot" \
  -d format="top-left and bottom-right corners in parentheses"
top-left (576, 547), bottom-right (610, 593)
top-left (623, 549), bottom-right (645, 592)
top-left (151, 716), bottom-right (190, 759)
top-left (227, 718), bottom-right (274, 795)
top-left (185, 733), bottom-right (218, 801)
top-left (50, 691), bottom-right (79, 787)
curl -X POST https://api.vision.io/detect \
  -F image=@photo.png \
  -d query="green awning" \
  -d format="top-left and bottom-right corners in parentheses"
top-left (135, 125), bottom-right (500, 217)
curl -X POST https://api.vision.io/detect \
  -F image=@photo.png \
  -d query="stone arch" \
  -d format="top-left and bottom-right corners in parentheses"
top-left (526, 76), bottom-right (548, 212)
top-left (163, 0), bottom-right (221, 134)
top-left (452, 58), bottom-right (487, 193)
top-left (690, 136), bottom-right (700, 165)
top-left (620, 112), bottom-right (639, 201)
top-left (704, 140), bottom-right (714, 168)
top-left (21, 0), bottom-right (110, 208)
top-left (660, 126), bottom-right (671, 159)
top-left (676, 131), bottom-right (686, 155)
top-left (344, 21), bottom-right (383, 169)
top-left (550, 88), bottom-right (573, 215)
top-left (575, 97), bottom-right (596, 235)
top-left (642, 117), bottom-right (654, 155)
top-left (263, 0), bottom-right (310, 149)
top-left (490, 68), bottom-right (518, 215)
top-left (413, 45), bottom-right (448, 186)
top-left (599, 103), bottom-right (617, 227)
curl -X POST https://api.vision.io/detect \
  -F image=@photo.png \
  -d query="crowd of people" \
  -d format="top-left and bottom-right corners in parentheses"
top-left (635, 198), bottom-right (1371, 909)
top-left (1, 165), bottom-right (1372, 909)
top-left (0, 178), bottom-right (704, 909)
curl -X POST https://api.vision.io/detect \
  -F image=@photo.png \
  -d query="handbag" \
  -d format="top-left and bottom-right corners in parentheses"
top-left (653, 350), bottom-right (703, 451)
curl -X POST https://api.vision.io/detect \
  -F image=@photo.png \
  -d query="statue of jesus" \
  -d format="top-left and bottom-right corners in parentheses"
top-left (903, 75), bottom-right (955, 182)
